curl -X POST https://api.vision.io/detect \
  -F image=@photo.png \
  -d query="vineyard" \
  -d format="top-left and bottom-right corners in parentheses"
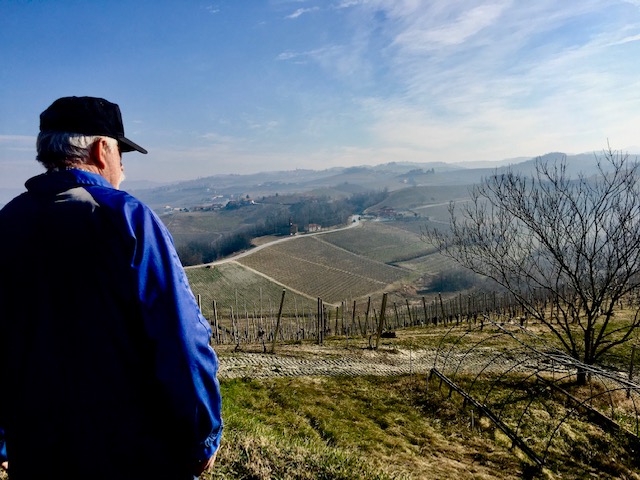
top-left (183, 218), bottom-right (474, 345)
top-left (186, 262), bottom-right (318, 320)
top-left (366, 184), bottom-right (470, 211)
top-left (319, 220), bottom-right (433, 264)
top-left (236, 235), bottom-right (406, 304)
top-left (187, 264), bottom-right (539, 346)
top-left (396, 250), bottom-right (460, 274)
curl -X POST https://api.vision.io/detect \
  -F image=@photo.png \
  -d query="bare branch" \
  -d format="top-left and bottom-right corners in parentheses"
top-left (423, 149), bottom-right (640, 380)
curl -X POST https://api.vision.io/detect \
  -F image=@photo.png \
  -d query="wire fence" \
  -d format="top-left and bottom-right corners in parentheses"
top-left (428, 318), bottom-right (640, 473)
top-left (196, 288), bottom-right (557, 346)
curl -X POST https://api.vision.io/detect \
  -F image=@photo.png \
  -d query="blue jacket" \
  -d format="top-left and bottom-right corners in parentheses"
top-left (0, 427), bottom-right (6, 465)
top-left (0, 170), bottom-right (222, 479)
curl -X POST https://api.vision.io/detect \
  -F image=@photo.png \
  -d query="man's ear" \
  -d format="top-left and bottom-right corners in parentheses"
top-left (91, 138), bottom-right (108, 169)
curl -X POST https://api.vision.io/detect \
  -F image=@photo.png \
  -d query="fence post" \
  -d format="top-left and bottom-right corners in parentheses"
top-left (422, 296), bottom-right (427, 326)
top-left (270, 289), bottom-right (286, 354)
top-left (212, 300), bottom-right (219, 344)
top-left (317, 297), bottom-right (323, 345)
top-left (365, 296), bottom-right (372, 335)
top-left (375, 293), bottom-right (388, 350)
top-left (393, 302), bottom-right (400, 328)
top-left (230, 306), bottom-right (238, 345)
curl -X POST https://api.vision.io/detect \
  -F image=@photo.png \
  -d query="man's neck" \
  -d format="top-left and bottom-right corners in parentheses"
top-left (62, 163), bottom-right (101, 175)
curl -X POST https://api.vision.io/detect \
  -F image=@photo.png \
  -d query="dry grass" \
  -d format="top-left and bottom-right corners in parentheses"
top-left (207, 321), bottom-right (640, 479)
top-left (205, 376), bottom-right (528, 480)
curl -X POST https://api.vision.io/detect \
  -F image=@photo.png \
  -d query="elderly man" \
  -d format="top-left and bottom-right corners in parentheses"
top-left (0, 97), bottom-right (222, 479)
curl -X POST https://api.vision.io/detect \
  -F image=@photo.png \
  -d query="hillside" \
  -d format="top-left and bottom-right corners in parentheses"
top-left (128, 152), bottom-right (611, 212)
top-left (319, 220), bottom-right (434, 264)
top-left (161, 152), bottom-right (626, 316)
top-left (184, 218), bottom-right (464, 331)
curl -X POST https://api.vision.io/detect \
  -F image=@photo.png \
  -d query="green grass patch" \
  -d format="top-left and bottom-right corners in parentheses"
top-left (206, 376), bottom-right (527, 480)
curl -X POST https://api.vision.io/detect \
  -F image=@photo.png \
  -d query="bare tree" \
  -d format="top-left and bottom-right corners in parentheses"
top-left (426, 147), bottom-right (640, 384)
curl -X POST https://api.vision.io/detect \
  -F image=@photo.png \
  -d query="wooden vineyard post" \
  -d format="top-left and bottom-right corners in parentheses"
top-left (365, 296), bottom-right (371, 335)
top-left (244, 307), bottom-right (250, 343)
top-left (230, 306), bottom-right (238, 345)
top-left (405, 299), bottom-right (413, 326)
top-left (393, 302), bottom-right (399, 329)
top-left (344, 301), bottom-right (349, 348)
top-left (352, 300), bottom-right (358, 335)
top-left (422, 296), bottom-right (427, 326)
top-left (375, 293), bottom-right (388, 350)
top-left (317, 298), bottom-right (323, 345)
top-left (212, 300), bottom-right (219, 344)
top-left (270, 289), bottom-right (286, 354)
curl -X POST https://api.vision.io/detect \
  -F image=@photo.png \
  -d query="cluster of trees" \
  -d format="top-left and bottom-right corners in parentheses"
top-left (263, 189), bottom-right (388, 229)
top-left (422, 269), bottom-right (479, 293)
top-left (176, 232), bottom-right (252, 266)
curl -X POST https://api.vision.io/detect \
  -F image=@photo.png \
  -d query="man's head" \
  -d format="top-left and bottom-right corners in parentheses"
top-left (36, 96), bottom-right (147, 188)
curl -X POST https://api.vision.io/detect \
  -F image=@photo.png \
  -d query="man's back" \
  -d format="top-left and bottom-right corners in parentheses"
top-left (0, 169), bottom-right (220, 479)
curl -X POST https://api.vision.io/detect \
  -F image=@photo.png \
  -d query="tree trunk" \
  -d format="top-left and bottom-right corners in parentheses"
top-left (576, 367), bottom-right (587, 386)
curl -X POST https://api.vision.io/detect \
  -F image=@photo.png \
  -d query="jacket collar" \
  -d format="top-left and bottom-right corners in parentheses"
top-left (25, 169), bottom-right (114, 195)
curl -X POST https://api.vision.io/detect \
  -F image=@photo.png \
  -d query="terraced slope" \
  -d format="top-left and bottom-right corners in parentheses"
top-left (320, 220), bottom-right (433, 263)
top-left (237, 236), bottom-right (407, 304)
top-left (186, 262), bottom-right (317, 319)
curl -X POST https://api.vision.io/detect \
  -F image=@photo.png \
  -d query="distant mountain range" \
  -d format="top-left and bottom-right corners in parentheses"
top-left (0, 151), bottom-right (631, 209)
top-left (129, 152), bottom-right (619, 211)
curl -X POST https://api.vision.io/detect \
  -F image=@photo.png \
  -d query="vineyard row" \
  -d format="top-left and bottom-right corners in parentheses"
top-left (197, 289), bottom-right (564, 346)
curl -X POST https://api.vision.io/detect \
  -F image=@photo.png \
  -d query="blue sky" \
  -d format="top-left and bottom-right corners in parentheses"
top-left (2, 0), bottom-right (640, 189)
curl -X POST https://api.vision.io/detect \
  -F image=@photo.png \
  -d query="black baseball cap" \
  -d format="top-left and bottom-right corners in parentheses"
top-left (40, 96), bottom-right (148, 154)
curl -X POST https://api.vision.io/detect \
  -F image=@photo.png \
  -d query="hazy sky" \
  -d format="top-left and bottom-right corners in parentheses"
top-left (2, 0), bottom-right (640, 189)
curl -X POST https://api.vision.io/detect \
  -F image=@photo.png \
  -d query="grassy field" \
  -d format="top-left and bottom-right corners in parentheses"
top-left (3, 324), bottom-right (638, 479)
top-left (201, 326), bottom-right (640, 480)
top-left (170, 208), bottom-right (469, 310)
top-left (206, 375), bottom-right (527, 480)
top-left (202, 377), bottom-right (640, 479)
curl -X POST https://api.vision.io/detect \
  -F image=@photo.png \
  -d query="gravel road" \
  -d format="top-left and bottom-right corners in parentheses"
top-left (216, 345), bottom-right (437, 379)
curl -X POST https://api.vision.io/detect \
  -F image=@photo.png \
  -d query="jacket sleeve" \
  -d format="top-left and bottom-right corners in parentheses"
top-left (125, 200), bottom-right (223, 463)
top-left (0, 427), bottom-right (7, 464)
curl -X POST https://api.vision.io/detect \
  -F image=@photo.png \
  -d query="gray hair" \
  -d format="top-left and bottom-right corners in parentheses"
top-left (36, 132), bottom-right (117, 170)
